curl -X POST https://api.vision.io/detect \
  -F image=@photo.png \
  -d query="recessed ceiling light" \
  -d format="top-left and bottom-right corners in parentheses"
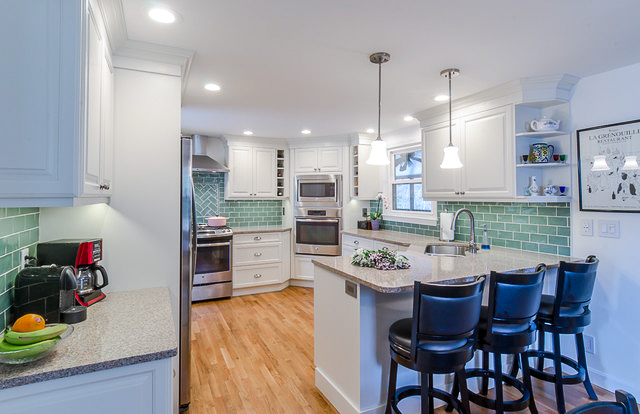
top-left (403, 115), bottom-right (414, 121)
top-left (434, 94), bottom-right (449, 102)
top-left (366, 128), bottom-right (375, 134)
top-left (148, 8), bottom-right (176, 24)
top-left (301, 129), bottom-right (311, 135)
top-left (204, 83), bottom-right (221, 92)
top-left (243, 130), bottom-right (254, 136)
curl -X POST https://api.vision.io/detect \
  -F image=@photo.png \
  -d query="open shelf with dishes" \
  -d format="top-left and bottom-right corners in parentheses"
top-left (514, 101), bottom-right (572, 201)
top-left (276, 149), bottom-right (287, 198)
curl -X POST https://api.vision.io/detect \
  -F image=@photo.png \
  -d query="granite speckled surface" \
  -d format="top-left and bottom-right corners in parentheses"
top-left (316, 231), bottom-right (578, 293)
top-left (0, 287), bottom-right (177, 390)
top-left (232, 225), bottom-right (292, 234)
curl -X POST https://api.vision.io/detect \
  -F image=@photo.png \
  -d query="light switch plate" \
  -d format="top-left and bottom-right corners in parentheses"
top-left (598, 219), bottom-right (620, 238)
top-left (581, 219), bottom-right (594, 236)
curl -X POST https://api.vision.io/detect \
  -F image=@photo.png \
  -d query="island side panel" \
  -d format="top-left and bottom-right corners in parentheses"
top-left (314, 265), bottom-right (362, 413)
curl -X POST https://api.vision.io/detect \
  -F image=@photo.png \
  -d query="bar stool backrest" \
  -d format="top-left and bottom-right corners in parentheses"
top-left (411, 276), bottom-right (485, 361)
top-left (566, 390), bottom-right (639, 414)
top-left (554, 255), bottom-right (599, 320)
top-left (486, 264), bottom-right (546, 334)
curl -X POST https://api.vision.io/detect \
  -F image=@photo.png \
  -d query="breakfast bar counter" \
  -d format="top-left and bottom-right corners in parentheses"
top-left (312, 240), bottom-right (574, 414)
top-left (0, 287), bottom-right (177, 412)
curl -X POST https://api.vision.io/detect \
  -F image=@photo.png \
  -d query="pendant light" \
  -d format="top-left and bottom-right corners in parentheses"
top-left (622, 155), bottom-right (639, 170)
top-left (366, 52), bottom-right (391, 165)
top-left (439, 68), bottom-right (463, 169)
top-left (591, 155), bottom-right (610, 171)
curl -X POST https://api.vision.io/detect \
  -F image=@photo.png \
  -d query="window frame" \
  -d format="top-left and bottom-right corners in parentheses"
top-left (383, 144), bottom-right (437, 226)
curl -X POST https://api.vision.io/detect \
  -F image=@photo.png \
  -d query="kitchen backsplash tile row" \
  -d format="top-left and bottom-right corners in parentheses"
top-left (194, 172), bottom-right (283, 227)
top-left (0, 208), bottom-right (39, 332)
top-left (370, 201), bottom-right (571, 255)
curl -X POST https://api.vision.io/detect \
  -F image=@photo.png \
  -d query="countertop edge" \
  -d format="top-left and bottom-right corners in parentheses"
top-left (232, 226), bottom-right (292, 234)
top-left (0, 347), bottom-right (177, 390)
top-left (341, 230), bottom-right (412, 247)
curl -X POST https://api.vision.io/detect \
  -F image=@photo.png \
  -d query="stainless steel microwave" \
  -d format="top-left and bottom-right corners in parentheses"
top-left (295, 174), bottom-right (342, 207)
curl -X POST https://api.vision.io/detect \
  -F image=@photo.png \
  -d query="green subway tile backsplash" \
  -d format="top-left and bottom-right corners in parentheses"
top-left (0, 208), bottom-right (39, 332)
top-left (370, 200), bottom-right (571, 254)
top-left (194, 172), bottom-right (282, 227)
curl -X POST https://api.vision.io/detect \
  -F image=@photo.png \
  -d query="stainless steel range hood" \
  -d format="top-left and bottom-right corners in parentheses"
top-left (190, 135), bottom-right (229, 173)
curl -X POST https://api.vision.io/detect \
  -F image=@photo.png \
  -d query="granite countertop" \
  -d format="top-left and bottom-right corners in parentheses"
top-left (0, 287), bottom-right (177, 389)
top-left (343, 228), bottom-right (455, 247)
top-left (232, 225), bottom-right (292, 234)
top-left (315, 231), bottom-right (577, 293)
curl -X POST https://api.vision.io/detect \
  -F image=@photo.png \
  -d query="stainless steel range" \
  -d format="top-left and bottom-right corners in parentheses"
top-left (192, 224), bottom-right (233, 301)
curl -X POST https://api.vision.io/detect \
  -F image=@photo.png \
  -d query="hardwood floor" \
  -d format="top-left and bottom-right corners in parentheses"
top-left (190, 286), bottom-right (617, 413)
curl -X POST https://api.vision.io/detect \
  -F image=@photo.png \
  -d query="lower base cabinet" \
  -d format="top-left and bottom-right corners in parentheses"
top-left (0, 359), bottom-right (173, 414)
top-left (293, 255), bottom-right (315, 281)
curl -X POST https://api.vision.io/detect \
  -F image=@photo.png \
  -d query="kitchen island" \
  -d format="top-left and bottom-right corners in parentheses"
top-left (312, 237), bottom-right (574, 414)
top-left (0, 287), bottom-right (177, 413)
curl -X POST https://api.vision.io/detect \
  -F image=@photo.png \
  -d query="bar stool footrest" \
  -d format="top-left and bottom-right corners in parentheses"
top-left (465, 368), bottom-right (531, 411)
top-left (392, 385), bottom-right (463, 414)
top-left (523, 350), bottom-right (586, 384)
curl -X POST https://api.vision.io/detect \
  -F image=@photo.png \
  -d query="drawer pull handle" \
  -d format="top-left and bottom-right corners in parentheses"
top-left (354, 240), bottom-right (359, 244)
top-left (254, 252), bottom-right (263, 256)
top-left (254, 236), bottom-right (262, 240)
top-left (254, 274), bottom-right (262, 278)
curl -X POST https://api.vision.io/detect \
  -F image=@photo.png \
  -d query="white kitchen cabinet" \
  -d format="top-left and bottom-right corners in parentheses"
top-left (294, 254), bottom-right (315, 281)
top-left (294, 147), bottom-right (343, 173)
top-left (350, 140), bottom-right (383, 200)
top-left (0, 0), bottom-right (114, 206)
top-left (226, 146), bottom-right (277, 199)
top-left (232, 231), bottom-right (291, 292)
top-left (422, 106), bottom-right (514, 200)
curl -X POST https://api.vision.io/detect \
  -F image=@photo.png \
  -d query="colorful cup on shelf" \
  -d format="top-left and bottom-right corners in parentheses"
top-left (560, 154), bottom-right (567, 162)
top-left (521, 155), bottom-right (529, 163)
top-left (558, 186), bottom-right (569, 195)
top-left (553, 154), bottom-right (560, 162)
top-left (529, 143), bottom-right (555, 163)
top-left (543, 184), bottom-right (558, 196)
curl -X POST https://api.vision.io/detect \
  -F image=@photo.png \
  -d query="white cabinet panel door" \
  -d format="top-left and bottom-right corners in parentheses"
top-left (253, 148), bottom-right (277, 197)
top-left (227, 147), bottom-right (253, 197)
top-left (422, 122), bottom-right (459, 198)
top-left (100, 48), bottom-right (114, 194)
top-left (317, 147), bottom-right (342, 172)
top-left (294, 148), bottom-right (318, 173)
top-left (83, 8), bottom-right (103, 194)
top-left (460, 107), bottom-right (514, 198)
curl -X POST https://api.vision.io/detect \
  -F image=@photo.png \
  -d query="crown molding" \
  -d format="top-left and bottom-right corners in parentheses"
top-left (97, 0), bottom-right (194, 92)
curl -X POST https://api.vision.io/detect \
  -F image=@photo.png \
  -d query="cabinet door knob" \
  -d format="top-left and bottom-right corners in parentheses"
top-left (460, 191), bottom-right (465, 195)
top-left (454, 191), bottom-right (460, 195)
top-left (254, 273), bottom-right (262, 278)
top-left (254, 236), bottom-right (262, 241)
top-left (254, 252), bottom-right (262, 256)
top-left (354, 240), bottom-right (359, 244)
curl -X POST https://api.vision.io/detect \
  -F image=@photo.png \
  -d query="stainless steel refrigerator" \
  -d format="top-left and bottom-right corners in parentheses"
top-left (180, 137), bottom-right (197, 411)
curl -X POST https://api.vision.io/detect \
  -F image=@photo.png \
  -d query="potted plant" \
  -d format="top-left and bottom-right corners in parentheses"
top-left (368, 193), bottom-right (388, 230)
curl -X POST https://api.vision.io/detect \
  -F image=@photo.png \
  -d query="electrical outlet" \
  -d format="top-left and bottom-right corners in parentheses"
top-left (584, 334), bottom-right (596, 355)
top-left (362, 208), bottom-right (368, 217)
top-left (581, 219), bottom-right (594, 236)
top-left (19, 248), bottom-right (29, 270)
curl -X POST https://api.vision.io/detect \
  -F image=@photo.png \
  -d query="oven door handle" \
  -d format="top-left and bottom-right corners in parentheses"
top-left (197, 241), bottom-right (232, 247)
top-left (295, 218), bottom-right (341, 223)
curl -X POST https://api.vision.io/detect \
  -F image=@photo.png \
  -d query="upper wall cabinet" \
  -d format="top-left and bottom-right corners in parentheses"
top-left (422, 106), bottom-right (514, 200)
top-left (0, 0), bottom-right (114, 207)
top-left (350, 138), bottom-right (383, 200)
top-left (293, 147), bottom-right (342, 173)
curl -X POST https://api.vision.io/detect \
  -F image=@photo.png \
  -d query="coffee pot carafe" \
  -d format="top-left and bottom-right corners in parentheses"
top-left (76, 264), bottom-right (109, 305)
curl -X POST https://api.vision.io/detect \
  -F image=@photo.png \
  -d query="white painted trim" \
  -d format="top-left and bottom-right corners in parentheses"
top-left (289, 278), bottom-right (314, 288)
top-left (112, 56), bottom-right (183, 77)
top-left (286, 135), bottom-right (350, 148)
top-left (382, 213), bottom-right (437, 227)
top-left (231, 281), bottom-right (289, 297)
top-left (315, 367), bottom-right (363, 414)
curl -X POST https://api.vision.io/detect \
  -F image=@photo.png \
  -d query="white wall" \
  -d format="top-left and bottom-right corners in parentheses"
top-left (40, 67), bottom-right (182, 328)
top-left (570, 62), bottom-right (640, 395)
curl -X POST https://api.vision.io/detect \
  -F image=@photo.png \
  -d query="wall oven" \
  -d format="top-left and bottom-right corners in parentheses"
top-left (295, 208), bottom-right (342, 256)
top-left (295, 174), bottom-right (342, 208)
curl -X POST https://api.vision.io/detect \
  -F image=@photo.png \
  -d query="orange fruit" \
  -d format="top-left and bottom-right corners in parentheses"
top-left (12, 314), bottom-right (46, 332)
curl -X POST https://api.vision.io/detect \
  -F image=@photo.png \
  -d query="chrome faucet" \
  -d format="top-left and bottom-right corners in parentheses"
top-left (451, 208), bottom-right (478, 253)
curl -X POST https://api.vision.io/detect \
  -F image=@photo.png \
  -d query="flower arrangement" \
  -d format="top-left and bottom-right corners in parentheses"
top-left (351, 247), bottom-right (410, 270)
top-left (367, 192), bottom-right (390, 221)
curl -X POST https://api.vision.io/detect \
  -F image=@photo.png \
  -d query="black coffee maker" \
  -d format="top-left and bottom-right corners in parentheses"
top-left (13, 262), bottom-right (87, 323)
top-left (37, 239), bottom-right (109, 306)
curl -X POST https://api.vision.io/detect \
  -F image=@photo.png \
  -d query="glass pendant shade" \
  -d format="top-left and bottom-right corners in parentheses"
top-left (622, 155), bottom-right (639, 170)
top-left (440, 144), bottom-right (463, 169)
top-left (367, 138), bottom-right (390, 165)
top-left (591, 155), bottom-right (610, 171)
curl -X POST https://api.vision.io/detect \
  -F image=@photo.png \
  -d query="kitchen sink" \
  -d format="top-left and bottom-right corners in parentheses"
top-left (424, 244), bottom-right (468, 257)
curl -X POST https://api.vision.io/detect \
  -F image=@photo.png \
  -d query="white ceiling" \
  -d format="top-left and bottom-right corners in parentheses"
top-left (121, 0), bottom-right (640, 139)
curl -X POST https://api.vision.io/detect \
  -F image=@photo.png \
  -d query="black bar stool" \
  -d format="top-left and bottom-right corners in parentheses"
top-left (450, 264), bottom-right (547, 414)
top-left (567, 390), bottom-right (638, 414)
top-left (523, 255), bottom-right (600, 414)
top-left (386, 276), bottom-right (485, 414)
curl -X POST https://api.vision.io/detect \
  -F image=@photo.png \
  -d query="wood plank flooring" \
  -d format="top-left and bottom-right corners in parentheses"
top-left (190, 286), bottom-right (617, 413)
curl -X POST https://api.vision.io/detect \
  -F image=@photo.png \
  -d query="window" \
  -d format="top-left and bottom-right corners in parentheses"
top-left (383, 145), bottom-right (437, 225)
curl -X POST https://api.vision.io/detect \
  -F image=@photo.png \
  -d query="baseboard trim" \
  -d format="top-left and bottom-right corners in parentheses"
top-left (289, 279), bottom-right (314, 288)
top-left (232, 281), bottom-right (289, 296)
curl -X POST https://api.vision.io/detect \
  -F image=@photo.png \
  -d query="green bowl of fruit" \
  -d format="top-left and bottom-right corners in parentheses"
top-left (0, 314), bottom-right (73, 364)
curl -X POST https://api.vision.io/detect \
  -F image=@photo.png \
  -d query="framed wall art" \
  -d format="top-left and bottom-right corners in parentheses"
top-left (577, 119), bottom-right (640, 212)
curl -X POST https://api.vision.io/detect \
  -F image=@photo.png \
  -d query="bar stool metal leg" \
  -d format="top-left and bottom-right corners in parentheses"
top-left (576, 333), bottom-right (598, 400)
